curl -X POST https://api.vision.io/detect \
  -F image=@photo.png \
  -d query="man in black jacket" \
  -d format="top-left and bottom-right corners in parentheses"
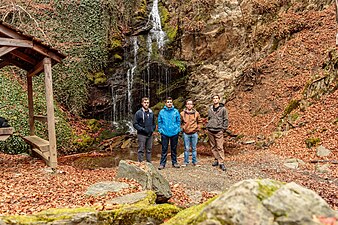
top-left (133, 97), bottom-right (156, 162)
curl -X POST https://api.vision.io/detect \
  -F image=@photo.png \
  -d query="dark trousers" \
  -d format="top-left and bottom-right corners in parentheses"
top-left (160, 134), bottom-right (179, 166)
top-left (137, 134), bottom-right (153, 162)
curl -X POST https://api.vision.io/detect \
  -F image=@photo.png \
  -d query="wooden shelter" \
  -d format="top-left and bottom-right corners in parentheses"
top-left (0, 21), bottom-right (66, 168)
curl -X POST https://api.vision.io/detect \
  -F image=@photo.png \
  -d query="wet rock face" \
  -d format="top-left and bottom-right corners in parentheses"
top-left (164, 0), bottom-right (334, 113)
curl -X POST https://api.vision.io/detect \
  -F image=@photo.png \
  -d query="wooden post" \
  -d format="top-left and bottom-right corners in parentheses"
top-left (336, 0), bottom-right (338, 45)
top-left (27, 74), bottom-right (35, 135)
top-left (43, 57), bottom-right (57, 168)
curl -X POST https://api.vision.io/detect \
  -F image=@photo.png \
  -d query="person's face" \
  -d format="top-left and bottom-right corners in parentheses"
top-left (213, 96), bottom-right (220, 105)
top-left (142, 100), bottom-right (149, 110)
top-left (165, 99), bottom-right (173, 108)
top-left (186, 101), bottom-right (193, 110)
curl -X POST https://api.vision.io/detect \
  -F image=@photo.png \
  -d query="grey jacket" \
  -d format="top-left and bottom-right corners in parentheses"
top-left (206, 103), bottom-right (228, 132)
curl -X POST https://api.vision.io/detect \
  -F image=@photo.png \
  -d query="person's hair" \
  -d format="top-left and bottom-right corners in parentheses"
top-left (212, 95), bottom-right (220, 99)
top-left (166, 97), bottom-right (173, 102)
top-left (141, 97), bottom-right (149, 103)
top-left (186, 99), bottom-right (193, 104)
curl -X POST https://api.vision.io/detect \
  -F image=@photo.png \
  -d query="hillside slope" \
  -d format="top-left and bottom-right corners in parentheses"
top-left (225, 3), bottom-right (337, 202)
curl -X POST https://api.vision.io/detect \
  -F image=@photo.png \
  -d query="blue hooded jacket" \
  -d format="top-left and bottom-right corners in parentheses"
top-left (158, 106), bottom-right (181, 137)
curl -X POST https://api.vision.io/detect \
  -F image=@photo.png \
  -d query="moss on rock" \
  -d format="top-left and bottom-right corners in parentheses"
top-left (257, 180), bottom-right (283, 201)
top-left (0, 191), bottom-right (180, 225)
top-left (98, 191), bottom-right (180, 225)
top-left (2, 207), bottom-right (96, 224)
top-left (164, 197), bottom-right (217, 225)
top-left (282, 99), bottom-right (300, 117)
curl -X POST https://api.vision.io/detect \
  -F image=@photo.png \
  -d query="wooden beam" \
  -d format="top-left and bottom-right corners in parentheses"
top-left (0, 38), bottom-right (33, 48)
top-left (0, 60), bottom-right (10, 69)
top-left (0, 46), bottom-right (17, 57)
top-left (10, 49), bottom-right (37, 65)
top-left (27, 59), bottom-right (44, 77)
top-left (43, 57), bottom-right (57, 168)
top-left (0, 127), bottom-right (14, 135)
top-left (0, 24), bottom-right (23, 39)
top-left (27, 74), bottom-right (35, 135)
top-left (4, 56), bottom-right (32, 71)
top-left (32, 45), bottom-right (63, 63)
top-left (34, 115), bottom-right (48, 123)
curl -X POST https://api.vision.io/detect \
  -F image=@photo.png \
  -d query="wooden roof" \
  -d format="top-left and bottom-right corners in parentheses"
top-left (0, 21), bottom-right (66, 76)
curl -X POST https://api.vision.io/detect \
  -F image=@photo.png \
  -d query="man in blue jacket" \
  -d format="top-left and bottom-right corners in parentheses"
top-left (158, 97), bottom-right (181, 170)
top-left (133, 97), bottom-right (156, 163)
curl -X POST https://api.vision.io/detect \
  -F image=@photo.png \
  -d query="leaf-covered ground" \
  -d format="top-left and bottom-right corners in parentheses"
top-left (0, 0), bottom-right (337, 217)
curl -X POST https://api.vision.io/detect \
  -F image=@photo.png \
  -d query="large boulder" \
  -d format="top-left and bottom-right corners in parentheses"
top-left (165, 179), bottom-right (337, 225)
top-left (116, 160), bottom-right (172, 203)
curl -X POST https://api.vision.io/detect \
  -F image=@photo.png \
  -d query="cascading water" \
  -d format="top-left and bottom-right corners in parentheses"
top-left (145, 0), bottom-right (170, 99)
top-left (149, 0), bottom-right (166, 50)
top-left (127, 36), bottom-right (139, 116)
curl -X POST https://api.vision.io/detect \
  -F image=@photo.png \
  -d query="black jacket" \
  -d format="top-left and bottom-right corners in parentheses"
top-left (206, 103), bottom-right (228, 132)
top-left (133, 108), bottom-right (156, 136)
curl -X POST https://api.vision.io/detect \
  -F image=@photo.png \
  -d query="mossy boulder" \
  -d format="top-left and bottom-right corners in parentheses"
top-left (0, 207), bottom-right (97, 225)
top-left (0, 191), bottom-right (181, 225)
top-left (165, 179), bottom-right (337, 225)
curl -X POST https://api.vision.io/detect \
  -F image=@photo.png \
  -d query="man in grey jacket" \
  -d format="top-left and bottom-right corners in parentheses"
top-left (206, 95), bottom-right (228, 171)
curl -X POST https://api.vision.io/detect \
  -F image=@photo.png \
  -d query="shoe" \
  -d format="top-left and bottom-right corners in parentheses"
top-left (193, 163), bottom-right (201, 167)
top-left (158, 165), bottom-right (165, 170)
top-left (220, 164), bottom-right (226, 171)
top-left (172, 163), bottom-right (180, 168)
top-left (212, 161), bottom-right (219, 167)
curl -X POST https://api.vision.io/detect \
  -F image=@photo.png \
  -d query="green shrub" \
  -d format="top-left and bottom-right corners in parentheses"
top-left (0, 70), bottom-right (73, 154)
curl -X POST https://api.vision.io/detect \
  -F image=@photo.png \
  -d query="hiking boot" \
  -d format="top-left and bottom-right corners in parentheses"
top-left (158, 165), bottom-right (165, 170)
top-left (212, 161), bottom-right (219, 167)
top-left (220, 164), bottom-right (226, 171)
top-left (172, 163), bottom-right (180, 168)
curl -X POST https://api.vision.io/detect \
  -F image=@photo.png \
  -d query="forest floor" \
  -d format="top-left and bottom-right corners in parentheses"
top-left (0, 135), bottom-right (337, 216)
top-left (0, 2), bottom-right (337, 217)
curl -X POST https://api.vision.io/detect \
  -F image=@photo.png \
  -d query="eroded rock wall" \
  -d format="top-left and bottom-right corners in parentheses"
top-left (164, 0), bottom-right (334, 114)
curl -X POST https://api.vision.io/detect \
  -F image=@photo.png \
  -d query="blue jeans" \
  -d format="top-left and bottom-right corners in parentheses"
top-left (160, 134), bottom-right (179, 166)
top-left (183, 132), bottom-right (198, 164)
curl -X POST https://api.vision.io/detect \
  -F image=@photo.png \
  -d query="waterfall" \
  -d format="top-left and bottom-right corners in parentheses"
top-left (145, 0), bottom-right (168, 99)
top-left (127, 36), bottom-right (139, 116)
top-left (146, 35), bottom-right (152, 97)
top-left (149, 0), bottom-right (166, 50)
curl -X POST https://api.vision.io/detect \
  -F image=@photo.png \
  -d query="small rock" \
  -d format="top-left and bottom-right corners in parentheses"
top-left (284, 158), bottom-right (300, 169)
top-left (316, 145), bottom-right (331, 157)
top-left (244, 140), bottom-right (255, 144)
top-left (86, 181), bottom-right (129, 196)
top-left (316, 164), bottom-right (331, 174)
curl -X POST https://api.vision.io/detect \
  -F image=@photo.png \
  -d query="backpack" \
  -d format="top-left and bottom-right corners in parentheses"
top-left (0, 117), bottom-right (10, 128)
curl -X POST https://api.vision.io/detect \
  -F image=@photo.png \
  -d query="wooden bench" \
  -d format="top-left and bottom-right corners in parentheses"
top-left (22, 135), bottom-right (49, 152)
top-left (0, 127), bottom-right (15, 141)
